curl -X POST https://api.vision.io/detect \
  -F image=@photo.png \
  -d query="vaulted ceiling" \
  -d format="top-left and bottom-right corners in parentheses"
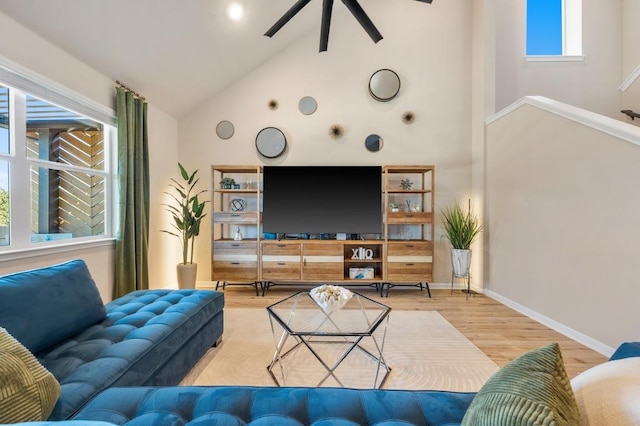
top-left (0, 0), bottom-right (325, 118)
top-left (0, 0), bottom-right (435, 119)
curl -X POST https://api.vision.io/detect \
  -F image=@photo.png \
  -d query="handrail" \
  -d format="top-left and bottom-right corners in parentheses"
top-left (621, 110), bottom-right (640, 121)
top-left (619, 64), bottom-right (640, 92)
top-left (486, 96), bottom-right (640, 147)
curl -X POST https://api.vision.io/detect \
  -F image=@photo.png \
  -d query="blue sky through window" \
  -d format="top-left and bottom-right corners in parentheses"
top-left (527, 0), bottom-right (563, 55)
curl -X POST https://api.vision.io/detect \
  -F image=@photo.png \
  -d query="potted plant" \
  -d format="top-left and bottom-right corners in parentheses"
top-left (389, 202), bottom-right (401, 212)
top-left (440, 199), bottom-right (483, 278)
top-left (220, 177), bottom-right (236, 189)
top-left (161, 163), bottom-right (208, 289)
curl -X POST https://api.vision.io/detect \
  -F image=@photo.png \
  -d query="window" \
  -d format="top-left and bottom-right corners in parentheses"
top-left (0, 74), bottom-right (116, 252)
top-left (0, 86), bottom-right (9, 246)
top-left (526, 0), bottom-right (582, 57)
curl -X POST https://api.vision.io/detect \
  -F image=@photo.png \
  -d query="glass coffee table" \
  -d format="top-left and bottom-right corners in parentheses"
top-left (266, 290), bottom-right (391, 389)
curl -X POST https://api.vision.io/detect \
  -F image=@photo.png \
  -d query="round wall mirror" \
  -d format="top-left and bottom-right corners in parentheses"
top-left (298, 96), bottom-right (318, 115)
top-left (365, 134), bottom-right (384, 152)
top-left (368, 69), bottom-right (401, 102)
top-left (255, 127), bottom-right (287, 158)
top-left (216, 120), bottom-right (235, 139)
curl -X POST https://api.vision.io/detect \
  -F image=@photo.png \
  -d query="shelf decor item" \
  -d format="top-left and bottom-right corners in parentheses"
top-left (229, 198), bottom-right (247, 212)
top-left (349, 267), bottom-right (374, 280)
top-left (310, 284), bottom-right (353, 314)
top-left (440, 199), bottom-right (483, 277)
top-left (220, 177), bottom-right (236, 189)
top-left (400, 178), bottom-right (413, 190)
top-left (161, 163), bottom-right (208, 289)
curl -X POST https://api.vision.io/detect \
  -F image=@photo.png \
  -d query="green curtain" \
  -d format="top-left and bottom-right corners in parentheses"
top-left (114, 87), bottom-right (149, 298)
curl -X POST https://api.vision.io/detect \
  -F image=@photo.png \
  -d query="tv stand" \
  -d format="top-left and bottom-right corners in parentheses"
top-left (211, 165), bottom-right (434, 297)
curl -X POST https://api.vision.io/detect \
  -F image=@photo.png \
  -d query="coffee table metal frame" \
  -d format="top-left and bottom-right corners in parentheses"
top-left (266, 290), bottom-right (391, 389)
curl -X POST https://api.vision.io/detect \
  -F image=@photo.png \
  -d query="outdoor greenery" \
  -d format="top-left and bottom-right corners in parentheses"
top-left (161, 163), bottom-right (208, 264)
top-left (440, 200), bottom-right (483, 250)
top-left (0, 189), bottom-right (8, 226)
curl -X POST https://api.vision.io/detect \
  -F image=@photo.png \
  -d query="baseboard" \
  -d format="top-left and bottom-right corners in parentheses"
top-left (429, 282), bottom-right (484, 293)
top-left (484, 289), bottom-right (615, 357)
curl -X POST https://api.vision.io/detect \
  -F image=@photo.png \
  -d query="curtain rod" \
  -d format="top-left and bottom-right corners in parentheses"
top-left (115, 80), bottom-right (146, 101)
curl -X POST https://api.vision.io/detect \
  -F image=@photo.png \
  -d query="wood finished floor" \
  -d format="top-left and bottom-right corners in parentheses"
top-left (199, 283), bottom-right (608, 378)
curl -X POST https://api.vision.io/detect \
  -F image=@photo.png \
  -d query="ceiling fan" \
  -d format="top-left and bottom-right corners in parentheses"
top-left (265, 0), bottom-right (434, 52)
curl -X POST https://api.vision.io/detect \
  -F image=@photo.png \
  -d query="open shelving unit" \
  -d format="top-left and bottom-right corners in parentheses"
top-left (382, 165), bottom-right (434, 296)
top-left (211, 165), bottom-right (262, 295)
top-left (211, 164), bottom-right (434, 297)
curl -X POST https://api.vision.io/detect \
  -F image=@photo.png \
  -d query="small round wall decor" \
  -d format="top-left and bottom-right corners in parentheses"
top-left (365, 134), bottom-right (383, 152)
top-left (216, 120), bottom-right (235, 139)
top-left (402, 111), bottom-right (416, 124)
top-left (298, 96), bottom-right (318, 115)
top-left (230, 198), bottom-right (247, 212)
top-left (329, 124), bottom-right (344, 140)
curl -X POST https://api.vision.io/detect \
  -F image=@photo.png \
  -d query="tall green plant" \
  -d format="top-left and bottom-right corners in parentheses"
top-left (161, 163), bottom-right (208, 264)
top-left (440, 200), bottom-right (483, 250)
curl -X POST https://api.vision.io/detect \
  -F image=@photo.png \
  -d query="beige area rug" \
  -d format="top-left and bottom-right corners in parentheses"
top-left (181, 308), bottom-right (499, 392)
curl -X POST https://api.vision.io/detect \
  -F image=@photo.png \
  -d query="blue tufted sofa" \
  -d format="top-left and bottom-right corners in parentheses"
top-left (11, 343), bottom-right (634, 426)
top-left (0, 260), bottom-right (224, 421)
top-left (3, 261), bottom-right (639, 425)
top-left (15, 386), bottom-right (476, 425)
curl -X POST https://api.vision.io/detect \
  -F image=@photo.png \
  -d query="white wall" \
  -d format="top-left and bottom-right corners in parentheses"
top-left (471, 0), bottom-right (496, 288)
top-left (179, 0), bottom-right (474, 285)
top-left (486, 102), bottom-right (640, 352)
top-left (0, 11), bottom-right (179, 299)
top-left (494, 0), bottom-right (623, 118)
top-left (622, 0), bottom-right (640, 121)
top-left (147, 107), bottom-right (181, 290)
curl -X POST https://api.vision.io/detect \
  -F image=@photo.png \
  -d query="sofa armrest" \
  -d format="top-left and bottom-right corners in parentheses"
top-left (609, 342), bottom-right (640, 361)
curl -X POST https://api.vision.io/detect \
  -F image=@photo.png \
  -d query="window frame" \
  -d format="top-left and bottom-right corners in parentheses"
top-left (525, 0), bottom-right (584, 62)
top-left (0, 61), bottom-right (117, 256)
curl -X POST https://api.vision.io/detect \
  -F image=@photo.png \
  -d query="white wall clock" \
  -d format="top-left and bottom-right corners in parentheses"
top-left (256, 127), bottom-right (287, 158)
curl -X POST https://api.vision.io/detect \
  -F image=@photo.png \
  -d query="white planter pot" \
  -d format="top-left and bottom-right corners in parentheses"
top-left (177, 263), bottom-right (197, 289)
top-left (451, 249), bottom-right (472, 277)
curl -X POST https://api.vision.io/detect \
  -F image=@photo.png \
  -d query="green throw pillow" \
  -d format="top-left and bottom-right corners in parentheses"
top-left (0, 327), bottom-right (61, 423)
top-left (461, 343), bottom-right (580, 426)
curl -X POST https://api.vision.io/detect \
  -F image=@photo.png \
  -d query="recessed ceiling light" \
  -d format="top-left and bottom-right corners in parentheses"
top-left (227, 2), bottom-right (245, 21)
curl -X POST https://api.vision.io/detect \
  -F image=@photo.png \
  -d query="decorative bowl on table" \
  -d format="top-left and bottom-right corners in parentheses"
top-left (310, 284), bottom-right (353, 314)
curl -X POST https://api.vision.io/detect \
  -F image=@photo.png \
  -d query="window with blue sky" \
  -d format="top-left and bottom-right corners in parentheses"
top-left (527, 0), bottom-right (582, 57)
top-left (527, 0), bottom-right (563, 55)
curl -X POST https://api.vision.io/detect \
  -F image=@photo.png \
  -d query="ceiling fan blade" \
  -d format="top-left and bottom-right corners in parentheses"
top-left (415, 0), bottom-right (433, 3)
top-left (319, 0), bottom-right (335, 52)
top-left (265, 0), bottom-right (314, 37)
top-left (341, 0), bottom-right (383, 44)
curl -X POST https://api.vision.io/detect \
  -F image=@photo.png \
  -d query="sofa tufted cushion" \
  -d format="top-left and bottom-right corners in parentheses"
top-left (571, 357), bottom-right (640, 425)
top-left (461, 343), bottom-right (579, 426)
top-left (70, 386), bottom-right (475, 425)
top-left (38, 289), bottom-right (224, 420)
top-left (0, 327), bottom-right (60, 423)
top-left (0, 259), bottom-right (106, 354)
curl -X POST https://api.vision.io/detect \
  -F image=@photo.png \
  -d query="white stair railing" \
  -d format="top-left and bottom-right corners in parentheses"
top-left (487, 96), bottom-right (640, 147)
top-left (619, 64), bottom-right (640, 92)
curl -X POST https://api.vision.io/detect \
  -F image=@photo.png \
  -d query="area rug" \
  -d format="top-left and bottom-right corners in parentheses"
top-left (181, 308), bottom-right (499, 392)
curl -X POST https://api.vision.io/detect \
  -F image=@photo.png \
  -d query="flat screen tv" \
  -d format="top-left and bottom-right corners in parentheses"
top-left (262, 166), bottom-right (382, 235)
